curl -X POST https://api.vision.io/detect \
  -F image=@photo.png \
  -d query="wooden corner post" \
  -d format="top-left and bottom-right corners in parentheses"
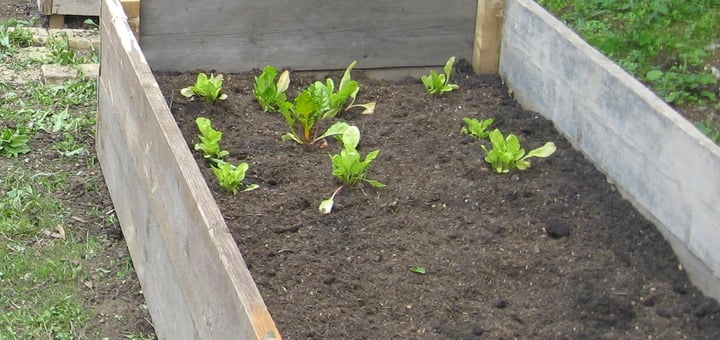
top-left (473, 0), bottom-right (505, 74)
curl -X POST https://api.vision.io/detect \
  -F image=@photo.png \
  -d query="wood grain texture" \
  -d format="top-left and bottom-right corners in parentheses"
top-left (98, 0), bottom-right (281, 338)
top-left (139, 0), bottom-right (476, 72)
top-left (473, 0), bottom-right (504, 74)
top-left (38, 0), bottom-right (100, 16)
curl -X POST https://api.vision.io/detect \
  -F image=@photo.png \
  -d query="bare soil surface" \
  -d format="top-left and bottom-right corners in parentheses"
top-left (156, 62), bottom-right (720, 339)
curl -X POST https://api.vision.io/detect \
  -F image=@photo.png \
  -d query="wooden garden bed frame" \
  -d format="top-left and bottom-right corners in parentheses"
top-left (97, 0), bottom-right (720, 338)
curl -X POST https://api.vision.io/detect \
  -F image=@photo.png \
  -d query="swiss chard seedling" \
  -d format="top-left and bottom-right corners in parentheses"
top-left (253, 65), bottom-right (290, 112)
top-left (280, 61), bottom-right (375, 144)
top-left (181, 73), bottom-right (228, 103)
top-left (422, 56), bottom-right (459, 95)
top-left (481, 129), bottom-right (556, 173)
top-left (319, 125), bottom-right (385, 214)
top-left (211, 161), bottom-right (258, 195)
top-left (461, 117), bottom-right (494, 139)
top-left (194, 117), bottom-right (229, 164)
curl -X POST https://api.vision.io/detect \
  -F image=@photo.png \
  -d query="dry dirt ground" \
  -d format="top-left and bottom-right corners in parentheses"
top-left (157, 63), bottom-right (720, 339)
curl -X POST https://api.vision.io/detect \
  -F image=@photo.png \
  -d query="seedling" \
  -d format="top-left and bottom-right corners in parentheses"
top-left (461, 117), bottom-right (494, 139)
top-left (280, 61), bottom-right (375, 144)
top-left (0, 126), bottom-right (31, 157)
top-left (253, 65), bottom-right (291, 112)
top-left (211, 161), bottom-right (258, 194)
top-left (194, 117), bottom-right (229, 164)
top-left (481, 129), bottom-right (556, 173)
top-left (319, 125), bottom-right (384, 214)
top-left (181, 73), bottom-right (228, 103)
top-left (422, 56), bottom-right (459, 95)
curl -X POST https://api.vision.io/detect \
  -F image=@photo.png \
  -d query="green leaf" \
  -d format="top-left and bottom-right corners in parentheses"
top-left (523, 142), bottom-right (557, 159)
top-left (409, 266), bottom-right (426, 274)
top-left (646, 69), bottom-right (663, 81)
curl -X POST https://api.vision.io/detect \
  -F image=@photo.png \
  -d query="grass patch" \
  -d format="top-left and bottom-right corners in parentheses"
top-left (1, 17), bottom-right (153, 338)
top-left (536, 0), bottom-right (720, 142)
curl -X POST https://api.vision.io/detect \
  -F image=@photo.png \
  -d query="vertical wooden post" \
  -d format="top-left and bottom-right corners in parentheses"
top-left (473, 0), bottom-right (504, 74)
top-left (120, 0), bottom-right (141, 39)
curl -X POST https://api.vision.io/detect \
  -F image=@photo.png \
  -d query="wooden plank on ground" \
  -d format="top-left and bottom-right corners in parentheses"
top-left (97, 0), bottom-right (281, 338)
top-left (139, 0), bottom-right (476, 72)
top-left (473, 0), bottom-right (504, 74)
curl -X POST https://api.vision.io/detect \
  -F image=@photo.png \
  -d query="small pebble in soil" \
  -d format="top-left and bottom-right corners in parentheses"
top-left (545, 216), bottom-right (571, 239)
top-left (493, 299), bottom-right (508, 309)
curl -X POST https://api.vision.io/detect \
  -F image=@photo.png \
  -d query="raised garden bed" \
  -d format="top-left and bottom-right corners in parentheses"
top-left (156, 66), bottom-right (720, 338)
top-left (97, 0), bottom-right (720, 338)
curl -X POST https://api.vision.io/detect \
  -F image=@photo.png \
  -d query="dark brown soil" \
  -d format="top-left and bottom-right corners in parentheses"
top-left (155, 62), bottom-right (720, 339)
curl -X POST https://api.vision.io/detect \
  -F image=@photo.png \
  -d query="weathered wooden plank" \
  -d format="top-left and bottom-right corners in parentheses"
top-left (473, 0), bottom-right (504, 74)
top-left (37, 0), bottom-right (100, 16)
top-left (140, 0), bottom-right (476, 72)
top-left (98, 0), bottom-right (281, 338)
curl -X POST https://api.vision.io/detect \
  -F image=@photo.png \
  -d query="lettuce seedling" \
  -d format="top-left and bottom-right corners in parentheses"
top-left (280, 61), bottom-right (375, 144)
top-left (194, 117), bottom-right (229, 164)
top-left (211, 161), bottom-right (258, 195)
top-left (0, 126), bottom-right (30, 157)
top-left (253, 65), bottom-right (290, 112)
top-left (180, 73), bottom-right (228, 103)
top-left (319, 125), bottom-right (384, 214)
top-left (461, 117), bottom-right (494, 139)
top-left (422, 56), bottom-right (459, 95)
top-left (481, 129), bottom-right (556, 173)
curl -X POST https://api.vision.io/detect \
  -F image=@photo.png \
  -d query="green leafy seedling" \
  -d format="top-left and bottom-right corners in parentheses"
top-left (181, 73), bottom-right (228, 103)
top-left (0, 126), bottom-right (31, 157)
top-left (253, 65), bottom-right (290, 112)
top-left (481, 129), bottom-right (556, 173)
top-left (280, 61), bottom-right (375, 144)
top-left (409, 266), bottom-right (426, 275)
top-left (319, 125), bottom-right (385, 214)
top-left (461, 117), bottom-right (494, 139)
top-left (194, 117), bottom-right (229, 164)
top-left (211, 161), bottom-right (258, 195)
top-left (422, 56), bottom-right (459, 95)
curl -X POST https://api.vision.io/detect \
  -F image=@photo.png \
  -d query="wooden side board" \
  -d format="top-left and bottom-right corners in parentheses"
top-left (97, 0), bottom-right (281, 338)
top-left (38, 0), bottom-right (99, 16)
top-left (139, 0), bottom-right (477, 72)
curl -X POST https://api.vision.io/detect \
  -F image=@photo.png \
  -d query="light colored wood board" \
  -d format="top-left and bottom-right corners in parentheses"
top-left (499, 0), bottom-right (720, 301)
top-left (139, 0), bottom-right (476, 72)
top-left (37, 0), bottom-right (52, 14)
top-left (473, 0), bottom-right (504, 74)
top-left (96, 85), bottom-right (199, 339)
top-left (120, 0), bottom-right (140, 38)
top-left (99, 0), bottom-right (281, 338)
top-left (48, 15), bottom-right (65, 29)
top-left (39, 0), bottom-right (100, 16)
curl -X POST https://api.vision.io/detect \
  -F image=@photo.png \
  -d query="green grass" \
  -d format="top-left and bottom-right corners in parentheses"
top-left (536, 0), bottom-right (720, 141)
top-left (1, 19), bottom-right (154, 339)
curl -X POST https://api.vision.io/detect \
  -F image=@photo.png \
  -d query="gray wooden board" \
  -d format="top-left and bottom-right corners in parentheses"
top-left (139, 0), bottom-right (476, 72)
top-left (38, 0), bottom-right (100, 16)
top-left (97, 84), bottom-right (199, 339)
top-left (98, 0), bottom-right (281, 338)
top-left (499, 0), bottom-right (720, 301)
